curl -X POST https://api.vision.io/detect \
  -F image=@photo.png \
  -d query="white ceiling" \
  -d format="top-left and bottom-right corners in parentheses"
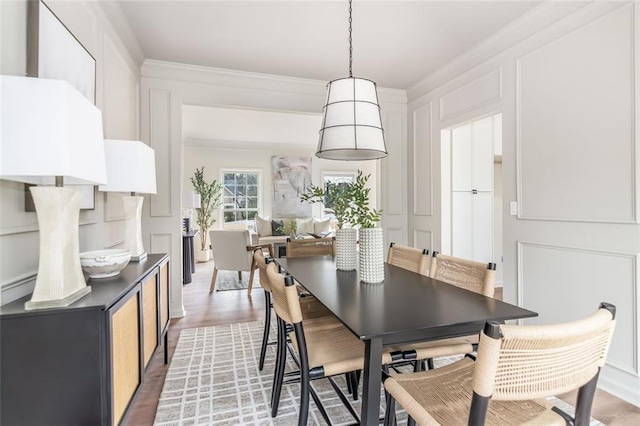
top-left (115, 0), bottom-right (541, 90)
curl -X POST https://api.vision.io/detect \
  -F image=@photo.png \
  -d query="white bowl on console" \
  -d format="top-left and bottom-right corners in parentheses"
top-left (80, 249), bottom-right (132, 279)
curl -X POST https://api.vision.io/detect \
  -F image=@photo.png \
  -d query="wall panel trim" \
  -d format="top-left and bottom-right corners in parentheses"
top-left (517, 240), bottom-right (638, 376)
top-left (412, 102), bottom-right (433, 216)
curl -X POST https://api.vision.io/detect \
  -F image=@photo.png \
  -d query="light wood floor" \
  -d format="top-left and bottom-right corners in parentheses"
top-left (124, 263), bottom-right (639, 425)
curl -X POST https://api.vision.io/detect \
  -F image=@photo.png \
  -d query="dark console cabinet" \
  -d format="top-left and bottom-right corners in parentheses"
top-left (0, 254), bottom-right (170, 426)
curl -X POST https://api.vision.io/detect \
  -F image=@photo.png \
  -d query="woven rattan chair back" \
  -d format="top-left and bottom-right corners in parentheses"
top-left (253, 248), bottom-right (273, 293)
top-left (266, 261), bottom-right (303, 325)
top-left (286, 237), bottom-right (335, 258)
top-left (429, 252), bottom-right (496, 297)
top-left (387, 243), bottom-right (429, 276)
top-left (474, 304), bottom-right (616, 402)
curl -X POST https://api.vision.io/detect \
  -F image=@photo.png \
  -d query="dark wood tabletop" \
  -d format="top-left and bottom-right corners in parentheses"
top-left (276, 256), bottom-right (537, 425)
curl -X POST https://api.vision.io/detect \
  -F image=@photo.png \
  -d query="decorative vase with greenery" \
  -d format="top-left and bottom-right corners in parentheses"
top-left (349, 171), bottom-right (384, 283)
top-left (301, 170), bottom-right (382, 273)
top-left (190, 166), bottom-right (223, 262)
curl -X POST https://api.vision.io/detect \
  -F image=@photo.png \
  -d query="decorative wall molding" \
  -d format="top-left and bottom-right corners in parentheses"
top-left (384, 111), bottom-right (404, 216)
top-left (149, 88), bottom-right (172, 217)
top-left (386, 227), bottom-right (404, 247)
top-left (439, 68), bottom-right (502, 122)
top-left (92, 0), bottom-right (144, 68)
top-left (413, 229), bottom-right (433, 253)
top-left (412, 102), bottom-right (433, 216)
top-left (0, 218), bottom-right (98, 236)
top-left (407, 1), bottom-right (590, 100)
top-left (150, 233), bottom-right (172, 257)
top-left (184, 137), bottom-right (316, 151)
top-left (517, 241), bottom-right (638, 378)
top-left (515, 4), bottom-right (640, 223)
top-left (141, 59), bottom-right (408, 105)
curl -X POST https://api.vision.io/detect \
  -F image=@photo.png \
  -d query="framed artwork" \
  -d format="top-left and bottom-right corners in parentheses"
top-left (25, 0), bottom-right (97, 211)
top-left (272, 156), bottom-right (312, 218)
top-left (27, 0), bottom-right (96, 103)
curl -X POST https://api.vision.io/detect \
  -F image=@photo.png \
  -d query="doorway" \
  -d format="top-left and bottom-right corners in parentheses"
top-left (441, 113), bottom-right (503, 286)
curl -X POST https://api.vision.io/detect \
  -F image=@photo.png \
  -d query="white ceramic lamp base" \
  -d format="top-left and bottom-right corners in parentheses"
top-left (26, 186), bottom-right (91, 310)
top-left (122, 195), bottom-right (147, 261)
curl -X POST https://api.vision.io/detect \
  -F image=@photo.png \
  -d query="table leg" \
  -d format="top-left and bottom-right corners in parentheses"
top-left (362, 337), bottom-right (383, 425)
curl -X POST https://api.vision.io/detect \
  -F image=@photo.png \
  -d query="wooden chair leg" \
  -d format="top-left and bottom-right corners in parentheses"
top-left (247, 258), bottom-right (257, 295)
top-left (238, 271), bottom-right (242, 281)
top-left (209, 267), bottom-right (219, 293)
top-left (259, 291), bottom-right (271, 371)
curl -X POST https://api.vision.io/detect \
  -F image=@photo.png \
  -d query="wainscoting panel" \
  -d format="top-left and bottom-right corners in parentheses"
top-left (102, 35), bottom-right (138, 140)
top-left (150, 233), bottom-right (172, 256)
top-left (384, 110), bottom-right (404, 216)
top-left (413, 103), bottom-right (433, 216)
top-left (517, 4), bottom-right (635, 223)
top-left (149, 88), bottom-right (172, 217)
top-left (439, 68), bottom-right (502, 122)
top-left (386, 227), bottom-right (404, 247)
top-left (517, 242), bottom-right (637, 377)
top-left (413, 229), bottom-right (433, 253)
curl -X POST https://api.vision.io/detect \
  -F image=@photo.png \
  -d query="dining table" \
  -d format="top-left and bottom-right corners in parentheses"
top-left (275, 256), bottom-right (538, 426)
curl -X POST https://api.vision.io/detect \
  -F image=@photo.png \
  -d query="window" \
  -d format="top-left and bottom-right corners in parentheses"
top-left (321, 172), bottom-right (355, 217)
top-left (221, 171), bottom-right (260, 230)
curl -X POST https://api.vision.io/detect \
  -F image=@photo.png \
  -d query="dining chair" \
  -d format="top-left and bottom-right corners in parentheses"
top-left (387, 243), bottom-right (429, 275)
top-left (209, 230), bottom-right (265, 294)
top-left (395, 251), bottom-right (497, 370)
top-left (285, 236), bottom-right (335, 258)
top-left (266, 261), bottom-right (395, 425)
top-left (383, 302), bottom-right (616, 426)
top-left (253, 248), bottom-right (337, 372)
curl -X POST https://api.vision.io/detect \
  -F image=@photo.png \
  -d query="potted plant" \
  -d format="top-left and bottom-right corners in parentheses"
top-left (349, 171), bottom-right (384, 283)
top-left (190, 167), bottom-right (223, 262)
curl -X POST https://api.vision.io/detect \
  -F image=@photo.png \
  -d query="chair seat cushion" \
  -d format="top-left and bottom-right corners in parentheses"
top-left (291, 323), bottom-right (393, 377)
top-left (384, 357), bottom-right (562, 426)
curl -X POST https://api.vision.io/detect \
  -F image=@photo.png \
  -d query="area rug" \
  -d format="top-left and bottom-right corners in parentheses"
top-left (153, 321), bottom-right (604, 425)
top-left (195, 260), bottom-right (261, 291)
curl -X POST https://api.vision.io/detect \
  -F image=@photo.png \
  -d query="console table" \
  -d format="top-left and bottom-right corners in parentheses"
top-left (0, 254), bottom-right (170, 426)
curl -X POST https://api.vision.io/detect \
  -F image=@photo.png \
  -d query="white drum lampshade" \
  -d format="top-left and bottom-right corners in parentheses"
top-left (316, 77), bottom-right (387, 161)
top-left (99, 140), bottom-right (157, 261)
top-left (0, 76), bottom-right (107, 310)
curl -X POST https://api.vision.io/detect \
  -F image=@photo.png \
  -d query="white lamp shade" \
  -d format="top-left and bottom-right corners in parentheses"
top-left (98, 140), bottom-right (157, 194)
top-left (316, 77), bottom-right (387, 161)
top-left (0, 76), bottom-right (107, 185)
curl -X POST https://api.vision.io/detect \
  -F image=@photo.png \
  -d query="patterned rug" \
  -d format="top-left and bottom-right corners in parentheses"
top-left (153, 321), bottom-right (604, 425)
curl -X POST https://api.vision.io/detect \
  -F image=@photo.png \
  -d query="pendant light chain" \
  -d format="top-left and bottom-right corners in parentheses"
top-left (348, 0), bottom-right (353, 78)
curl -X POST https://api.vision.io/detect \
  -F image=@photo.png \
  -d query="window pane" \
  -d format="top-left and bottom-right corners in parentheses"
top-left (238, 211), bottom-right (247, 221)
top-left (247, 174), bottom-right (258, 185)
top-left (236, 198), bottom-right (247, 209)
top-left (236, 174), bottom-right (247, 185)
top-left (247, 185), bottom-right (257, 196)
top-left (247, 198), bottom-right (257, 209)
top-left (224, 211), bottom-right (235, 223)
top-left (247, 211), bottom-right (257, 220)
top-left (224, 174), bottom-right (235, 184)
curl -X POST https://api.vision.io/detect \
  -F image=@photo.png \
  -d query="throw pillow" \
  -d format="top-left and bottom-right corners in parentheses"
top-left (255, 215), bottom-right (272, 237)
top-left (314, 218), bottom-right (332, 235)
top-left (271, 219), bottom-right (285, 236)
top-left (296, 217), bottom-right (314, 235)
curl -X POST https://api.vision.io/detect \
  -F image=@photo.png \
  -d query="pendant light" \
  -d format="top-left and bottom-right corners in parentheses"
top-left (316, 0), bottom-right (387, 161)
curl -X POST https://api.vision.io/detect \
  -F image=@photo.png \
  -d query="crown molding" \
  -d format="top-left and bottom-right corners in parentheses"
top-left (184, 137), bottom-right (316, 152)
top-left (407, 0), bottom-right (590, 101)
top-left (91, 0), bottom-right (145, 67)
top-left (141, 59), bottom-right (407, 105)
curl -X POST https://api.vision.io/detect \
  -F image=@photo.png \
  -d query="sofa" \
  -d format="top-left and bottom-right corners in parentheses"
top-left (251, 215), bottom-right (333, 249)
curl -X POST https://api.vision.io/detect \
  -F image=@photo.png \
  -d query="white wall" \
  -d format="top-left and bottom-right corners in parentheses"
top-left (140, 60), bottom-right (407, 318)
top-left (0, 0), bottom-right (143, 304)
top-left (183, 143), bottom-right (377, 224)
top-left (407, 1), bottom-right (639, 405)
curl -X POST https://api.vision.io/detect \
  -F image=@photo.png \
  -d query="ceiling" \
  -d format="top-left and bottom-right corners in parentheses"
top-left (115, 0), bottom-right (541, 90)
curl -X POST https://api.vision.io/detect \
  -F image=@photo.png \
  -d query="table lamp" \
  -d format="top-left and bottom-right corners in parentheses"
top-left (99, 140), bottom-right (157, 261)
top-left (0, 76), bottom-right (107, 310)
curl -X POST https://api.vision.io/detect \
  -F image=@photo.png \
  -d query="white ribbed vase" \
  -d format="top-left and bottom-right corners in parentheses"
top-left (335, 228), bottom-right (357, 271)
top-left (359, 227), bottom-right (385, 283)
